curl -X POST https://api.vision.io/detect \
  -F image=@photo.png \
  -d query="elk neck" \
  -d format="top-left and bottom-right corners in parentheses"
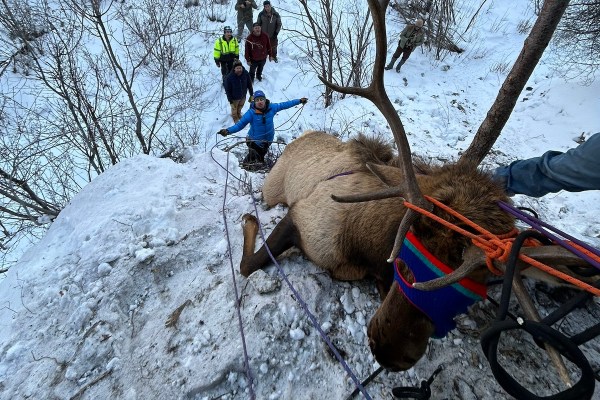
top-left (394, 231), bottom-right (486, 338)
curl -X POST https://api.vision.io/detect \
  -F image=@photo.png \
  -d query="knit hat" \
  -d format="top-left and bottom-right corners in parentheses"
top-left (253, 22), bottom-right (261, 27)
top-left (253, 90), bottom-right (266, 99)
top-left (224, 26), bottom-right (232, 33)
top-left (263, 1), bottom-right (271, 5)
top-left (232, 59), bottom-right (243, 68)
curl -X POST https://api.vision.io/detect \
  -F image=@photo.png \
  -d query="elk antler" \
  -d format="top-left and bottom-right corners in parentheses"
top-left (412, 244), bottom-right (595, 291)
top-left (319, 0), bottom-right (431, 263)
top-left (331, 188), bottom-right (403, 203)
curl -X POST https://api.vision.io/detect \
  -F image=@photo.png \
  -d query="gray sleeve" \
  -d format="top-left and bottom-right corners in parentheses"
top-left (494, 132), bottom-right (600, 197)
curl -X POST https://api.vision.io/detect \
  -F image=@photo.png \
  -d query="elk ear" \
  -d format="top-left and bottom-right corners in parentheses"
top-left (366, 162), bottom-right (406, 187)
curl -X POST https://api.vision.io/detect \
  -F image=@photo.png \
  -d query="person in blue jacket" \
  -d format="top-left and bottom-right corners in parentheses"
top-left (219, 90), bottom-right (308, 165)
top-left (493, 132), bottom-right (600, 197)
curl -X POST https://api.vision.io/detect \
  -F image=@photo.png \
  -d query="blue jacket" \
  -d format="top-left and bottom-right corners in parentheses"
top-left (224, 69), bottom-right (253, 102)
top-left (226, 99), bottom-right (301, 147)
top-left (494, 132), bottom-right (600, 197)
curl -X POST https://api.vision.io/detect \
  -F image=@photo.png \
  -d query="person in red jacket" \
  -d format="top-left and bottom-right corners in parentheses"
top-left (245, 22), bottom-right (272, 82)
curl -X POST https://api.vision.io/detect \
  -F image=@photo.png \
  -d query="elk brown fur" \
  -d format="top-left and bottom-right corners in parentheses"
top-left (240, 130), bottom-right (516, 372)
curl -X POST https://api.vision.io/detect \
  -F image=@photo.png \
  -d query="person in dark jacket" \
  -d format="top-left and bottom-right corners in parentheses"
top-left (256, 1), bottom-right (282, 62)
top-left (218, 90), bottom-right (308, 166)
top-left (385, 18), bottom-right (426, 72)
top-left (245, 23), bottom-right (272, 82)
top-left (214, 26), bottom-right (240, 85)
top-left (493, 132), bottom-right (600, 197)
top-left (224, 60), bottom-right (254, 123)
top-left (235, 0), bottom-right (259, 41)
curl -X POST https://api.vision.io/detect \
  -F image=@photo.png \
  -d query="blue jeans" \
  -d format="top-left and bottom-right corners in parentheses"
top-left (493, 132), bottom-right (600, 197)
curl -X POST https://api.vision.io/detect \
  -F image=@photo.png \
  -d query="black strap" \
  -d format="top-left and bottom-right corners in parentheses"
top-left (481, 230), bottom-right (596, 399)
top-left (392, 365), bottom-right (443, 399)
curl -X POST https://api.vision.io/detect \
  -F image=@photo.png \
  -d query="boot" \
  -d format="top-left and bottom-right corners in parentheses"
top-left (384, 57), bottom-right (398, 70)
top-left (395, 59), bottom-right (406, 72)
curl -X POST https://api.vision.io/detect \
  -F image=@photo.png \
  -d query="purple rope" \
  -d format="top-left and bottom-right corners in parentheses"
top-left (498, 201), bottom-right (600, 270)
top-left (327, 171), bottom-right (354, 180)
top-left (248, 179), bottom-right (373, 400)
top-left (222, 152), bottom-right (256, 399)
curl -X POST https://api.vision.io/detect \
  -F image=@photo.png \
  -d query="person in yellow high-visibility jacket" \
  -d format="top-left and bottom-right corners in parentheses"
top-left (214, 26), bottom-right (240, 85)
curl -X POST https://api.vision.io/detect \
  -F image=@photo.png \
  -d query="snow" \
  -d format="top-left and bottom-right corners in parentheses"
top-left (1, 0), bottom-right (599, 399)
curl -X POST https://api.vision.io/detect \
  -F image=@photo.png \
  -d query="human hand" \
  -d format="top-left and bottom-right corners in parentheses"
top-left (299, 97), bottom-right (308, 104)
top-left (268, 56), bottom-right (273, 62)
top-left (216, 61), bottom-right (221, 67)
top-left (248, 96), bottom-right (254, 103)
top-left (218, 129), bottom-right (229, 137)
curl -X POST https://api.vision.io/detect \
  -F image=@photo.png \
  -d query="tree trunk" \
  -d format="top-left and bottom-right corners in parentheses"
top-left (459, 0), bottom-right (570, 166)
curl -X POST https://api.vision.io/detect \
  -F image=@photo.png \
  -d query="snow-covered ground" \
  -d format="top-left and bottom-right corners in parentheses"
top-left (1, 0), bottom-right (599, 399)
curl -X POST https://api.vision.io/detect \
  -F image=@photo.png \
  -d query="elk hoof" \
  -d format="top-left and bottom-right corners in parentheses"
top-left (242, 213), bottom-right (258, 225)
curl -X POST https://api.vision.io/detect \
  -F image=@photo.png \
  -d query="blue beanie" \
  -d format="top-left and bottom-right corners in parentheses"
top-left (253, 90), bottom-right (266, 98)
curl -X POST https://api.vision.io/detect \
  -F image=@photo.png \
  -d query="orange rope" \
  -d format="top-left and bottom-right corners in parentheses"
top-left (402, 195), bottom-right (600, 297)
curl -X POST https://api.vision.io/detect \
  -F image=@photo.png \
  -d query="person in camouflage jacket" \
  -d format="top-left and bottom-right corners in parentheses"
top-left (235, 0), bottom-right (259, 41)
top-left (385, 18), bottom-right (426, 72)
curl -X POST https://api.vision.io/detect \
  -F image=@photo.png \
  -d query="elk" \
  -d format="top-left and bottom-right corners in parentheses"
top-left (240, 0), bottom-right (591, 377)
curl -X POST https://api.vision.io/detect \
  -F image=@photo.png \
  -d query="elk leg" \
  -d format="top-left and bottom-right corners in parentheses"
top-left (240, 213), bottom-right (299, 277)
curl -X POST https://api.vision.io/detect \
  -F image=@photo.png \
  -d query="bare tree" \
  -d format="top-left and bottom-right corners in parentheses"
top-left (288, 0), bottom-right (374, 107)
top-left (459, 0), bottom-right (571, 165)
top-left (0, 0), bottom-right (211, 270)
top-left (550, 0), bottom-right (600, 83)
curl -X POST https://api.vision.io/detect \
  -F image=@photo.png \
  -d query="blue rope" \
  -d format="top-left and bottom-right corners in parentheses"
top-left (222, 151), bottom-right (256, 399)
top-left (247, 179), bottom-right (373, 400)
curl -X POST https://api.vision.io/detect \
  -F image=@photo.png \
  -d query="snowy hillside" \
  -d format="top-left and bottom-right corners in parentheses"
top-left (1, 0), bottom-right (599, 399)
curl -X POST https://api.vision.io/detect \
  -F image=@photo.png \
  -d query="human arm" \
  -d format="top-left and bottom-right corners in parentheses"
top-left (412, 30), bottom-right (425, 47)
top-left (493, 133), bottom-right (600, 197)
top-left (274, 12), bottom-right (282, 37)
top-left (251, 0), bottom-right (258, 10)
top-left (244, 40), bottom-right (252, 64)
top-left (271, 99), bottom-right (302, 113)
top-left (247, 79), bottom-right (254, 101)
top-left (213, 39), bottom-right (222, 66)
top-left (227, 111), bottom-right (253, 134)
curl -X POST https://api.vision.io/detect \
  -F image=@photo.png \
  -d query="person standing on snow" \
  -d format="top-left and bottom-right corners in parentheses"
top-left (235, 0), bottom-right (259, 41)
top-left (245, 23), bottom-right (272, 82)
top-left (385, 18), bottom-right (426, 72)
top-left (224, 60), bottom-right (254, 123)
top-left (218, 90), bottom-right (308, 166)
top-left (214, 26), bottom-right (239, 85)
top-left (256, 1), bottom-right (282, 63)
top-left (493, 132), bottom-right (600, 197)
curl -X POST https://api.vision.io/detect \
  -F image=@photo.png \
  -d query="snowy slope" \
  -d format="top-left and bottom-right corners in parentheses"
top-left (1, 0), bottom-right (599, 399)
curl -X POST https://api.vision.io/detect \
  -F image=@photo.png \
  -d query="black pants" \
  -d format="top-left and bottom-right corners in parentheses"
top-left (220, 59), bottom-right (234, 84)
top-left (248, 59), bottom-right (266, 80)
top-left (392, 44), bottom-right (413, 61)
top-left (243, 141), bottom-right (269, 164)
